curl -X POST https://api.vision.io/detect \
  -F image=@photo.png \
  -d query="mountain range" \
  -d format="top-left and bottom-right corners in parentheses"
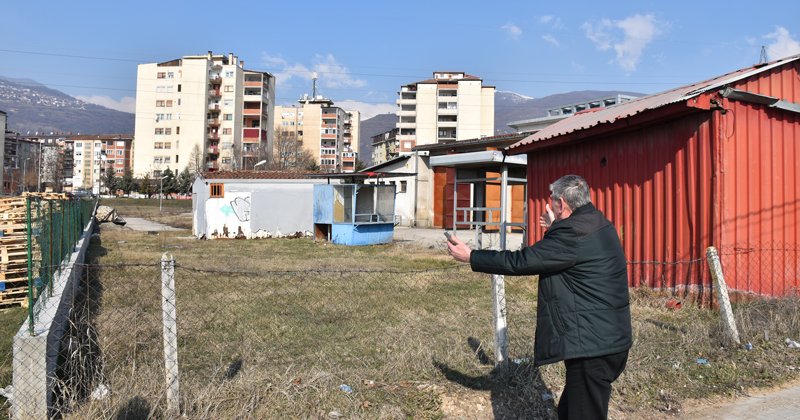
top-left (358, 89), bottom-right (646, 165)
top-left (0, 76), bottom-right (645, 166)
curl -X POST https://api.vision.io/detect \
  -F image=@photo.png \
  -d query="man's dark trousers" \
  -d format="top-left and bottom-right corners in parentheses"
top-left (557, 350), bottom-right (629, 420)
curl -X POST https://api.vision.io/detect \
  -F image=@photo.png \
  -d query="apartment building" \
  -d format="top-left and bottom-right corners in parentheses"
top-left (273, 95), bottom-right (360, 172)
top-left (371, 127), bottom-right (400, 165)
top-left (396, 71), bottom-right (494, 153)
top-left (67, 135), bottom-right (133, 193)
top-left (134, 51), bottom-right (275, 176)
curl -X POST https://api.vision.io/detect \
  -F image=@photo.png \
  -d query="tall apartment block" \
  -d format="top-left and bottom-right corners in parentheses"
top-left (134, 51), bottom-right (275, 176)
top-left (69, 134), bottom-right (134, 193)
top-left (273, 95), bottom-right (360, 172)
top-left (396, 71), bottom-right (495, 153)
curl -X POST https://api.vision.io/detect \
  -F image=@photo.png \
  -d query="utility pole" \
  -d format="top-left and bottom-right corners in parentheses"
top-left (760, 46), bottom-right (769, 64)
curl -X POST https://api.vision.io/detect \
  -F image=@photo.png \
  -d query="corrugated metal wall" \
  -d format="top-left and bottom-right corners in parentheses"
top-left (718, 62), bottom-right (800, 296)
top-left (523, 61), bottom-right (800, 297)
top-left (525, 111), bottom-right (716, 296)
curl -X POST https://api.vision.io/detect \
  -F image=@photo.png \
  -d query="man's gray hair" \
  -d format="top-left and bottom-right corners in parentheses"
top-left (550, 175), bottom-right (591, 210)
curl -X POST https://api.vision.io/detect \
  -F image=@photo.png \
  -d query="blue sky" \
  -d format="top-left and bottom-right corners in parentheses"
top-left (2, 0), bottom-right (799, 119)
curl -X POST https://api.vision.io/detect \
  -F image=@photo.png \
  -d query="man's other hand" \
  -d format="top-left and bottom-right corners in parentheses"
top-left (539, 203), bottom-right (554, 229)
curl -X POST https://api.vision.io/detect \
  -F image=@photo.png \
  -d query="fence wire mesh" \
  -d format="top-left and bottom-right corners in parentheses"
top-left (717, 242), bottom-right (800, 298)
top-left (22, 261), bottom-right (541, 419)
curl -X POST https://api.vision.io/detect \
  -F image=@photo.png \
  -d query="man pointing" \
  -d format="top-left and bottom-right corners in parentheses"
top-left (447, 174), bottom-right (632, 420)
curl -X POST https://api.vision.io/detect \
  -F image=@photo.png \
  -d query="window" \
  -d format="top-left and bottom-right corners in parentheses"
top-left (165, 128), bottom-right (172, 135)
top-left (116, 141), bottom-right (125, 146)
top-left (156, 100), bottom-right (165, 107)
top-left (176, 113), bottom-right (180, 120)
top-left (75, 142), bottom-right (82, 148)
top-left (116, 150), bottom-right (123, 156)
top-left (222, 128), bottom-right (231, 135)
top-left (399, 181), bottom-right (407, 193)
top-left (154, 157), bottom-right (163, 163)
top-left (116, 159), bottom-right (123, 164)
top-left (95, 143), bottom-right (102, 148)
top-left (164, 157), bottom-right (171, 163)
top-left (221, 158), bottom-right (231, 164)
top-left (156, 86), bottom-right (164, 93)
top-left (224, 85), bottom-right (234, 92)
top-left (167, 86), bottom-right (173, 93)
top-left (167, 72), bottom-right (174, 79)
top-left (177, 84), bottom-right (181, 92)
top-left (224, 99), bottom-right (233, 107)
top-left (156, 113), bottom-right (165, 120)
top-left (157, 72), bottom-right (166, 79)
top-left (225, 71), bottom-right (234, 78)
top-left (154, 142), bottom-right (163, 149)
top-left (176, 127), bottom-right (180, 134)
top-left (166, 100), bottom-right (173, 107)
top-left (115, 168), bottom-right (124, 173)
top-left (75, 160), bottom-right (81, 165)
top-left (165, 142), bottom-right (171, 149)
top-left (224, 114), bottom-right (233, 120)
top-left (154, 170), bottom-right (162, 177)
top-left (85, 143), bottom-right (91, 148)
top-left (76, 151), bottom-right (82, 157)
top-left (210, 183), bottom-right (224, 198)
top-left (165, 114), bottom-right (172, 120)
top-left (155, 128), bottom-right (164, 135)
top-left (298, 111), bottom-right (304, 117)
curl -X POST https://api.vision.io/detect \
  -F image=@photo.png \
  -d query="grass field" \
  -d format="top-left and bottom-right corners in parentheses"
top-left (5, 198), bottom-right (800, 419)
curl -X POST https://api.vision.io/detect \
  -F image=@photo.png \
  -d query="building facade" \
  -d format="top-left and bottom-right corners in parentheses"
top-left (370, 128), bottom-right (399, 165)
top-left (507, 94), bottom-right (638, 132)
top-left (69, 135), bottom-right (134, 193)
top-left (396, 71), bottom-right (495, 153)
top-left (134, 51), bottom-right (275, 177)
top-left (273, 97), bottom-right (360, 172)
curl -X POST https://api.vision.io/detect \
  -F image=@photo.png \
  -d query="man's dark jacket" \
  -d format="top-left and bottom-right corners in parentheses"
top-left (470, 203), bottom-right (632, 367)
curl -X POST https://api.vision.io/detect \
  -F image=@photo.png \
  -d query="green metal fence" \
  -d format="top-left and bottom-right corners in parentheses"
top-left (26, 196), bottom-right (96, 335)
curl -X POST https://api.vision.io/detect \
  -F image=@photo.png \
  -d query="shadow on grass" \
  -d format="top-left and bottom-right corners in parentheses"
top-left (434, 337), bottom-right (558, 419)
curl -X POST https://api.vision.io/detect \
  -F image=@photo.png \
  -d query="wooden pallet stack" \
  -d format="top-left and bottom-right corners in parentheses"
top-left (0, 197), bottom-right (31, 308)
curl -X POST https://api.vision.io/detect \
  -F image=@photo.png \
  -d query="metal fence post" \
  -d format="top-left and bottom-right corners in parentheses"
top-left (706, 246), bottom-right (741, 344)
top-left (491, 274), bottom-right (508, 365)
top-left (161, 252), bottom-right (180, 414)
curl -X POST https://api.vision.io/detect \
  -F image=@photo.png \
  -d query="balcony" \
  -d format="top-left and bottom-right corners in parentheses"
top-left (209, 75), bottom-right (221, 83)
top-left (208, 133), bottom-right (219, 139)
top-left (242, 108), bottom-right (262, 115)
top-left (321, 113), bottom-right (337, 119)
top-left (208, 104), bottom-right (220, 111)
top-left (321, 123), bottom-right (336, 128)
top-left (397, 109), bottom-right (416, 117)
top-left (397, 122), bottom-right (416, 129)
top-left (397, 134), bottom-right (416, 141)
top-left (207, 118), bottom-right (219, 125)
top-left (437, 107), bottom-right (458, 116)
top-left (208, 89), bottom-right (220, 97)
top-left (437, 120), bottom-right (457, 127)
top-left (244, 81), bottom-right (262, 87)
top-left (207, 147), bottom-right (219, 155)
top-left (321, 134), bottom-right (336, 139)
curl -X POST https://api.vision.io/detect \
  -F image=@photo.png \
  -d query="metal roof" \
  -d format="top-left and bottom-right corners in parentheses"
top-left (507, 54), bottom-right (800, 153)
top-left (200, 170), bottom-right (327, 180)
top-left (430, 150), bottom-right (527, 168)
top-left (412, 131), bottom-right (538, 152)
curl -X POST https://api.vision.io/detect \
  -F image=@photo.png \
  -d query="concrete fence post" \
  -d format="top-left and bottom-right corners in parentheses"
top-left (491, 274), bottom-right (508, 365)
top-left (161, 252), bottom-right (180, 414)
top-left (706, 246), bottom-right (741, 345)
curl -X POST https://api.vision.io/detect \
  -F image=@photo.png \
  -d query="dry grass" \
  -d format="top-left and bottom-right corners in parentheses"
top-left (10, 199), bottom-right (797, 418)
top-left (101, 198), bottom-right (193, 230)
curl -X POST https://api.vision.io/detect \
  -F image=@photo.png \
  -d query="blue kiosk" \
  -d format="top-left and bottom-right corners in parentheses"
top-left (313, 183), bottom-right (396, 245)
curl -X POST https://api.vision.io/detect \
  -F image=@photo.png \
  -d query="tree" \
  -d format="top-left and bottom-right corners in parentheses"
top-left (101, 164), bottom-right (118, 195)
top-left (273, 126), bottom-right (316, 170)
top-left (354, 159), bottom-right (368, 172)
top-left (178, 166), bottom-right (193, 195)
top-left (41, 145), bottom-right (63, 192)
top-left (139, 173), bottom-right (154, 197)
top-left (161, 167), bottom-right (178, 195)
top-left (120, 168), bottom-right (137, 194)
top-left (188, 144), bottom-right (204, 174)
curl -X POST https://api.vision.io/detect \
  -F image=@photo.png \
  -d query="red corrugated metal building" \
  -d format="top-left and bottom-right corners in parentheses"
top-left (507, 54), bottom-right (800, 299)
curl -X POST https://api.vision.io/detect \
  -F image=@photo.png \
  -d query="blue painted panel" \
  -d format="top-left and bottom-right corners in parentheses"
top-left (313, 185), bottom-right (334, 224)
top-left (330, 223), bottom-right (393, 246)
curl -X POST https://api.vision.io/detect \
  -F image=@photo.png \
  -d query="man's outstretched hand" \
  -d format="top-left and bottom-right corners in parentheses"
top-left (539, 203), bottom-right (554, 229)
top-left (446, 234), bottom-right (472, 263)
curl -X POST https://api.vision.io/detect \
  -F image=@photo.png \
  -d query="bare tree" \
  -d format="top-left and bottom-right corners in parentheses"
top-left (188, 143), bottom-right (204, 174)
top-left (41, 145), bottom-right (63, 192)
top-left (272, 126), bottom-right (316, 170)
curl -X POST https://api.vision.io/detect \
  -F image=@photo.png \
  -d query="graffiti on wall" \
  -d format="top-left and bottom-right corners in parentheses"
top-left (220, 196), bottom-right (251, 222)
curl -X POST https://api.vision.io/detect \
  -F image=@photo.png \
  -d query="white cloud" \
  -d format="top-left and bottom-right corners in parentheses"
top-left (613, 14), bottom-right (662, 71)
top-left (312, 54), bottom-right (366, 88)
top-left (501, 23), bottom-right (522, 40)
top-left (542, 34), bottom-right (560, 47)
top-left (76, 95), bottom-right (135, 113)
top-left (582, 14), bottom-right (665, 71)
top-left (581, 19), bottom-right (613, 51)
top-left (335, 100), bottom-right (396, 120)
top-left (764, 26), bottom-right (800, 60)
top-left (261, 53), bottom-right (365, 89)
top-left (540, 15), bottom-right (553, 24)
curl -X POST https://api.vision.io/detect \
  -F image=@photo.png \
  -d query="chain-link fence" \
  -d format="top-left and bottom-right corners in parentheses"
top-left (10, 258), bottom-right (539, 419)
top-left (21, 197), bottom-right (96, 334)
top-left (716, 242), bottom-right (800, 298)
